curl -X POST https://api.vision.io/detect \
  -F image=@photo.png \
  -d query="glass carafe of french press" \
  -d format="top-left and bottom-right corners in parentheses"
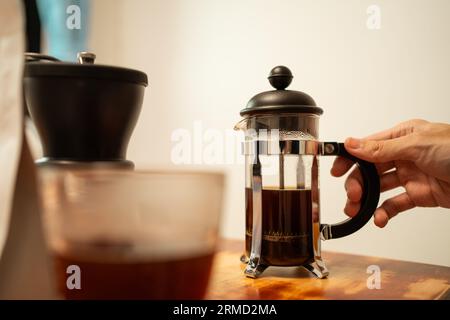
top-left (235, 66), bottom-right (380, 278)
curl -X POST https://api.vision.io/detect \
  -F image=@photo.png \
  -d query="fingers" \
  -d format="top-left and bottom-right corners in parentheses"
top-left (344, 199), bottom-right (360, 217)
top-left (375, 162), bottom-right (396, 174)
top-left (337, 120), bottom-right (427, 226)
top-left (345, 191), bottom-right (415, 227)
top-left (331, 157), bottom-right (353, 177)
top-left (344, 136), bottom-right (418, 163)
top-left (341, 162), bottom-right (395, 203)
top-left (345, 175), bottom-right (362, 202)
top-left (364, 119), bottom-right (428, 140)
top-left (340, 118), bottom-right (427, 164)
top-left (380, 171), bottom-right (401, 192)
top-left (343, 166), bottom-right (400, 218)
top-left (331, 156), bottom-right (395, 178)
top-left (374, 193), bottom-right (416, 228)
top-left (364, 127), bottom-right (396, 141)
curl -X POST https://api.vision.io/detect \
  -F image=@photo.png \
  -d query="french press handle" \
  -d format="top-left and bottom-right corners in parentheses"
top-left (320, 142), bottom-right (380, 240)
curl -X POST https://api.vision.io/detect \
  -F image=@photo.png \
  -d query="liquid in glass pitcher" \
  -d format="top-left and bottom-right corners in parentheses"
top-left (235, 66), bottom-right (380, 278)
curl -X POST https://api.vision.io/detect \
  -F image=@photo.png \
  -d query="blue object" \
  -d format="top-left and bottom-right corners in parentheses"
top-left (37, 0), bottom-right (90, 62)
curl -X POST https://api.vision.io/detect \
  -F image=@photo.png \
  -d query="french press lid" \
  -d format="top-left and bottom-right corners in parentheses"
top-left (240, 66), bottom-right (323, 116)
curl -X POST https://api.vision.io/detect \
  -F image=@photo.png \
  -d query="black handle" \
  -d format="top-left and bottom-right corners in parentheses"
top-left (320, 142), bottom-right (380, 240)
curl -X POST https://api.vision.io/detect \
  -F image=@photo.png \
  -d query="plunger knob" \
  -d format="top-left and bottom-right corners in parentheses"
top-left (268, 65), bottom-right (293, 90)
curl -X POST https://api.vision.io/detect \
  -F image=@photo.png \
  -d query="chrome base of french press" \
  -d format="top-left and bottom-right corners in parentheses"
top-left (304, 257), bottom-right (329, 279)
top-left (240, 254), bottom-right (329, 279)
top-left (240, 254), bottom-right (267, 279)
top-left (242, 255), bottom-right (268, 279)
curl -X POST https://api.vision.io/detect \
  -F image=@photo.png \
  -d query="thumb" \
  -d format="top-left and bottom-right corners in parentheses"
top-left (344, 136), bottom-right (417, 162)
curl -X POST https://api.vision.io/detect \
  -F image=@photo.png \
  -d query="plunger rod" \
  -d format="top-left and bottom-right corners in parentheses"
top-left (279, 154), bottom-right (284, 189)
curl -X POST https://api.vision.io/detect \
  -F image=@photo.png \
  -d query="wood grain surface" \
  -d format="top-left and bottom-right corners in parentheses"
top-left (206, 239), bottom-right (450, 300)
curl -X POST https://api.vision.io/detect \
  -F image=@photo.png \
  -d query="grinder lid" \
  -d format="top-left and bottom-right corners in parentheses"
top-left (23, 52), bottom-right (148, 87)
top-left (240, 65), bottom-right (323, 116)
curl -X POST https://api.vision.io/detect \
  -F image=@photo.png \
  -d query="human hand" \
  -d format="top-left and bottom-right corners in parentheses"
top-left (331, 119), bottom-right (450, 228)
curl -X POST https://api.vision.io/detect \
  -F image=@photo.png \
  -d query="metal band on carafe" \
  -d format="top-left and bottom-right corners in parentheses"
top-left (242, 140), bottom-right (321, 156)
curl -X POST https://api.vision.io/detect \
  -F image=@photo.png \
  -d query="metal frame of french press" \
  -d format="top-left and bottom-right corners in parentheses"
top-left (242, 139), bottom-right (352, 279)
top-left (242, 138), bottom-right (380, 278)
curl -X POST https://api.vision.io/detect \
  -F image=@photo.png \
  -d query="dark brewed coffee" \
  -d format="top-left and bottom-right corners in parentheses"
top-left (245, 188), bottom-right (313, 266)
top-left (53, 250), bottom-right (214, 300)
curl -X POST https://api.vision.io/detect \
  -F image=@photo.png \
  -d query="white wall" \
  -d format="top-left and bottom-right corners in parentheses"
top-left (89, 0), bottom-right (450, 266)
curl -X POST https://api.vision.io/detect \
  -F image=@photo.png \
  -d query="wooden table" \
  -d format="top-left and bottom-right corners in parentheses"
top-left (206, 239), bottom-right (450, 300)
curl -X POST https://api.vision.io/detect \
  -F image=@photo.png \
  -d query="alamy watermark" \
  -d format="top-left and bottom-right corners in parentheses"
top-left (366, 264), bottom-right (382, 289)
top-left (170, 121), bottom-right (282, 175)
top-left (366, 4), bottom-right (381, 30)
top-left (171, 121), bottom-right (243, 165)
top-left (66, 5), bottom-right (81, 30)
top-left (66, 264), bottom-right (81, 290)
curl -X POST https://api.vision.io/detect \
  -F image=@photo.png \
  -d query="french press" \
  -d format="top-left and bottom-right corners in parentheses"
top-left (235, 66), bottom-right (380, 278)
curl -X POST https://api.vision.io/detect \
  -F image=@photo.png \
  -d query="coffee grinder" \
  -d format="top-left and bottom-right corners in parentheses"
top-left (24, 52), bottom-right (148, 169)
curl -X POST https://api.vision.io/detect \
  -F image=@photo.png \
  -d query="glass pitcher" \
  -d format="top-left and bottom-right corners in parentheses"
top-left (235, 66), bottom-right (380, 278)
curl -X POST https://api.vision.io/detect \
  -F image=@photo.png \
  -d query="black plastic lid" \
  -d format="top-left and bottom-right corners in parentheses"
top-left (240, 66), bottom-right (323, 116)
top-left (23, 52), bottom-right (148, 87)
